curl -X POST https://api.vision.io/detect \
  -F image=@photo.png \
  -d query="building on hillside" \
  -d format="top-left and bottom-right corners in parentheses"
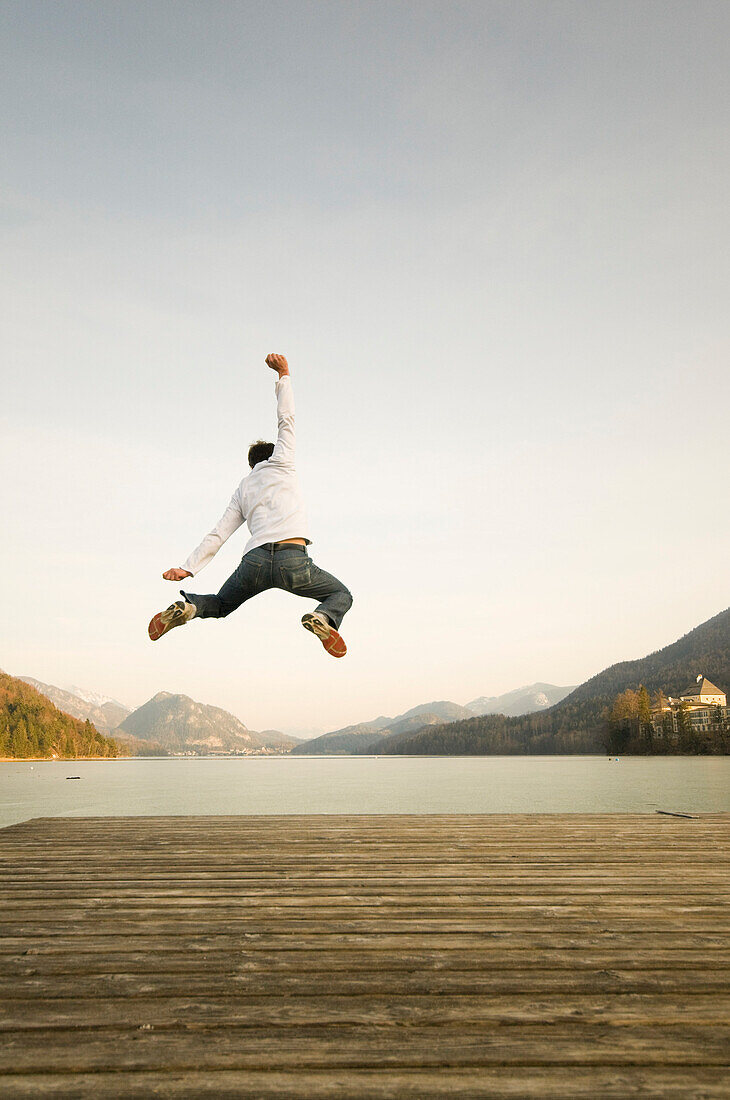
top-left (675, 675), bottom-right (727, 708)
top-left (651, 675), bottom-right (727, 738)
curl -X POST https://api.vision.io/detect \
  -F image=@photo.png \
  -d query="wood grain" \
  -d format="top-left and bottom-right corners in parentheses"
top-left (0, 813), bottom-right (728, 1097)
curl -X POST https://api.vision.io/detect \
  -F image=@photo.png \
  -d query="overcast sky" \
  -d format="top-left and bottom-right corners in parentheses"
top-left (2, 0), bottom-right (728, 736)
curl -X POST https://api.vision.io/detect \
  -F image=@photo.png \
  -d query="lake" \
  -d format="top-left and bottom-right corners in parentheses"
top-left (1, 755), bottom-right (728, 828)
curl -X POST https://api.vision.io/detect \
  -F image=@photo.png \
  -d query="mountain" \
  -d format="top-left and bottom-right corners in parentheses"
top-left (279, 726), bottom-right (326, 742)
top-left (378, 607), bottom-right (730, 756)
top-left (19, 678), bottom-right (132, 734)
top-left (0, 672), bottom-right (125, 759)
top-left (291, 701), bottom-right (473, 755)
top-left (64, 684), bottom-right (130, 711)
top-left (290, 722), bottom-right (388, 755)
top-left (554, 607), bottom-right (730, 711)
top-left (291, 691), bottom-right (576, 756)
top-left (117, 692), bottom-right (298, 754)
top-left (257, 729), bottom-right (304, 748)
top-left (466, 683), bottom-right (575, 717)
top-left (19, 677), bottom-right (298, 755)
top-left (398, 701), bottom-right (473, 724)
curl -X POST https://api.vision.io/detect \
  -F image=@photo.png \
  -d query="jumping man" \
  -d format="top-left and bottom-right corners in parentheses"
top-left (148, 354), bottom-right (352, 657)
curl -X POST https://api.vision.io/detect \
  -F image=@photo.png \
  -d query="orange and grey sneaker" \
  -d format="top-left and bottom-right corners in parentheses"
top-left (301, 612), bottom-right (347, 658)
top-left (148, 600), bottom-right (196, 642)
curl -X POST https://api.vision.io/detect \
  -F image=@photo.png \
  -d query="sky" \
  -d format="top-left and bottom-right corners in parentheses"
top-left (1, 0), bottom-right (728, 737)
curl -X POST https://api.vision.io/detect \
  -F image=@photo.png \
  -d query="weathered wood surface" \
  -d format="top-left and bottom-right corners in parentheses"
top-left (0, 814), bottom-right (728, 1098)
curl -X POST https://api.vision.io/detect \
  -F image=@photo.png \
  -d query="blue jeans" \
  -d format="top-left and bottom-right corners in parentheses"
top-left (182, 544), bottom-right (352, 630)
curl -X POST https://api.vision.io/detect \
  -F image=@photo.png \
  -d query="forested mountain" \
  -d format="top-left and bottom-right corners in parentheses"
top-left (290, 723), bottom-right (385, 755)
top-left (379, 710), bottom-right (604, 755)
top-left (380, 607), bottom-right (730, 756)
top-left (258, 729), bottom-right (304, 748)
top-left (557, 606), bottom-right (730, 710)
top-left (0, 672), bottom-right (125, 759)
top-left (16, 677), bottom-right (298, 756)
top-left (18, 677), bottom-right (131, 735)
top-left (291, 702), bottom-right (473, 755)
top-left (293, 689), bottom-right (576, 756)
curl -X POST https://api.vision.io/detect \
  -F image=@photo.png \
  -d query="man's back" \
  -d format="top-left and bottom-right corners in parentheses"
top-left (181, 372), bottom-right (310, 575)
top-left (241, 445), bottom-right (309, 553)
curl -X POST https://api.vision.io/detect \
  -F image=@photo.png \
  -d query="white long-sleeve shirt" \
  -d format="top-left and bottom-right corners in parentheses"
top-left (181, 375), bottom-right (310, 576)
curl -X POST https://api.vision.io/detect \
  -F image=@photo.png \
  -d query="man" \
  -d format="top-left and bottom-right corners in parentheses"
top-left (148, 354), bottom-right (352, 657)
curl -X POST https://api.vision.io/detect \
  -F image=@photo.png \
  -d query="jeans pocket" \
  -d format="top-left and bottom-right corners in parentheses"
top-left (285, 562), bottom-right (312, 591)
top-left (240, 559), bottom-right (265, 590)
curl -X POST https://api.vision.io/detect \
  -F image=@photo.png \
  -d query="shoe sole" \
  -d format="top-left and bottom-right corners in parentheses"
top-left (148, 605), bottom-right (188, 642)
top-left (301, 613), bottom-right (347, 658)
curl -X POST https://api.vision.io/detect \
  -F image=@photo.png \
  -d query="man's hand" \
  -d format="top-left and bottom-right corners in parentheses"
top-left (163, 568), bottom-right (193, 582)
top-left (266, 353), bottom-right (289, 377)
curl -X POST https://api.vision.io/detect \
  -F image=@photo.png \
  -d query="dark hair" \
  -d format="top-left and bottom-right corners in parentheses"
top-left (248, 440), bottom-right (275, 468)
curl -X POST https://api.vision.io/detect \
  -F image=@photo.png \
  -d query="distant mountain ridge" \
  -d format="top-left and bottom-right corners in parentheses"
top-left (64, 684), bottom-right (130, 711)
top-left (19, 678), bottom-right (131, 735)
top-left (466, 683), bottom-right (574, 717)
top-left (17, 678), bottom-right (298, 756)
top-left (290, 701), bottom-right (473, 755)
top-left (292, 688), bottom-right (573, 755)
top-left (378, 607), bottom-right (730, 756)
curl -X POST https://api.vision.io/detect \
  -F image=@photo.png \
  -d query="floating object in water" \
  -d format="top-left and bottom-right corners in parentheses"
top-left (66, 776), bottom-right (81, 781)
top-left (656, 810), bottom-right (697, 819)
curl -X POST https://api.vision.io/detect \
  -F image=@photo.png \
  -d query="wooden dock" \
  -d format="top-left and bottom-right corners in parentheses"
top-left (0, 814), bottom-right (728, 1097)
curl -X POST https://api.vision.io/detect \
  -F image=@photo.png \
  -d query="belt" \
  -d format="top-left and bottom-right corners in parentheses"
top-left (260, 542), bottom-right (307, 552)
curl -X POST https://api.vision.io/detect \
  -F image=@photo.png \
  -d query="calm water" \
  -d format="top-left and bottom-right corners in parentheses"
top-left (0, 756), bottom-right (728, 828)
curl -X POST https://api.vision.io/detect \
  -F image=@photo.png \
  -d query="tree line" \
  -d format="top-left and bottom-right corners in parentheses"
top-left (378, 686), bottom-right (730, 757)
top-left (380, 709), bottom-right (605, 755)
top-left (605, 686), bottom-right (730, 755)
top-left (0, 673), bottom-right (125, 759)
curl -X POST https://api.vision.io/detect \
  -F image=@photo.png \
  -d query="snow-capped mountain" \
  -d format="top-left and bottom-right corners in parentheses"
top-left (19, 678), bottom-right (132, 734)
top-left (466, 683), bottom-right (575, 717)
top-left (63, 685), bottom-right (131, 710)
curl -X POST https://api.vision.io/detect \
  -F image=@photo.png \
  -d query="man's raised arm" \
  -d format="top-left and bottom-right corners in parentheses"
top-left (266, 353), bottom-right (295, 466)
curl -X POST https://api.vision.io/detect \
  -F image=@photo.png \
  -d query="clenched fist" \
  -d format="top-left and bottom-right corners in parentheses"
top-left (265, 353), bottom-right (289, 376)
top-left (163, 568), bottom-right (193, 582)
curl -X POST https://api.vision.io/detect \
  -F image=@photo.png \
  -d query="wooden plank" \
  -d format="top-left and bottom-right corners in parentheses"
top-left (1, 1067), bottom-right (728, 1099)
top-left (2, 969), bottom-right (729, 996)
top-left (4, 918), bottom-right (728, 937)
top-left (4, 900), bottom-right (728, 919)
top-left (4, 888), bottom-right (729, 905)
top-left (5, 947), bottom-right (729, 974)
top-left (0, 1024), bottom-right (728, 1072)
top-left (1, 993), bottom-right (728, 1030)
top-left (4, 874), bottom-right (727, 893)
top-left (2, 931), bottom-right (728, 952)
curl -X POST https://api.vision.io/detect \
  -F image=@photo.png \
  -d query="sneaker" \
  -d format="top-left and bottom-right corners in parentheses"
top-left (301, 612), bottom-right (347, 658)
top-left (148, 600), bottom-right (196, 642)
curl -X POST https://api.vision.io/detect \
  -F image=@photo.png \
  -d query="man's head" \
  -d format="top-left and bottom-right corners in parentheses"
top-left (248, 440), bottom-right (275, 468)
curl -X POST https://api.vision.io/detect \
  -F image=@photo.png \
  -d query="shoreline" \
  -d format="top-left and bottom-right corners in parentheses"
top-left (2, 752), bottom-right (728, 762)
top-left (0, 756), bottom-right (128, 763)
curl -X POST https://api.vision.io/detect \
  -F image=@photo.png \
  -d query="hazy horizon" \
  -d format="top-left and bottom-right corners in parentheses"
top-left (2, 1), bottom-right (728, 733)
top-left (7, 671), bottom-right (581, 739)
